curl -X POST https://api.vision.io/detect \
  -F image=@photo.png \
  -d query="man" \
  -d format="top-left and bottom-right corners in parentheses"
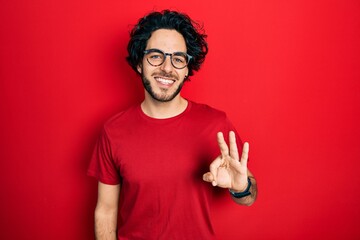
top-left (88, 9), bottom-right (257, 240)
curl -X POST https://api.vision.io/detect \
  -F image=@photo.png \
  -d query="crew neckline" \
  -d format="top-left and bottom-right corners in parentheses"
top-left (137, 100), bottom-right (192, 123)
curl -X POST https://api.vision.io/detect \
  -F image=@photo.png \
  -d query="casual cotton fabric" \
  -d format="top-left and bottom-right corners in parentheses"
top-left (88, 101), bottom-right (243, 240)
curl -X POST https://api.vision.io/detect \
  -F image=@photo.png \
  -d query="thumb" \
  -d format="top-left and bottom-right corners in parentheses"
top-left (203, 172), bottom-right (215, 184)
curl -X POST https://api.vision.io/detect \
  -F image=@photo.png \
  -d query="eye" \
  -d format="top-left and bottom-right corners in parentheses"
top-left (173, 56), bottom-right (186, 63)
top-left (149, 53), bottom-right (163, 60)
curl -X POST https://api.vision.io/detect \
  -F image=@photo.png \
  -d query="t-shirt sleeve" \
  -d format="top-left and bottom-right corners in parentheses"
top-left (87, 127), bottom-right (121, 185)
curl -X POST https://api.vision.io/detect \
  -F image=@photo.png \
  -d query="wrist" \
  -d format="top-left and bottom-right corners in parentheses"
top-left (229, 177), bottom-right (252, 198)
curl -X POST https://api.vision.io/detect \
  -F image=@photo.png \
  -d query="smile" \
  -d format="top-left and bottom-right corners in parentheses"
top-left (155, 77), bottom-right (175, 85)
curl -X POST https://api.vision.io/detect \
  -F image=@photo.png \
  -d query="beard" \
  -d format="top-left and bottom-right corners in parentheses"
top-left (141, 71), bottom-right (185, 102)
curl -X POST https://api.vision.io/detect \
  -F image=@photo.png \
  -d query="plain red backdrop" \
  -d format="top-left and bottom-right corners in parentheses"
top-left (0, 0), bottom-right (359, 239)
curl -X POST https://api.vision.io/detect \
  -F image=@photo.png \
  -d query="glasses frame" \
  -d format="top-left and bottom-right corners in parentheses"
top-left (143, 48), bottom-right (193, 69)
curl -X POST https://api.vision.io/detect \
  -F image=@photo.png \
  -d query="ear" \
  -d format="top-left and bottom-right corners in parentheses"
top-left (137, 64), bottom-right (142, 74)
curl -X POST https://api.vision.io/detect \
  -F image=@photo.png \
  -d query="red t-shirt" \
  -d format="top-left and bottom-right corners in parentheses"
top-left (88, 101), bottom-right (242, 240)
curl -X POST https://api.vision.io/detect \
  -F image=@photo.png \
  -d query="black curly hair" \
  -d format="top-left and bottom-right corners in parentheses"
top-left (126, 10), bottom-right (208, 80)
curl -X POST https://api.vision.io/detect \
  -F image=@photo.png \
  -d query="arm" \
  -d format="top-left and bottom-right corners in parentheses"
top-left (203, 131), bottom-right (258, 206)
top-left (230, 170), bottom-right (257, 206)
top-left (94, 182), bottom-right (120, 240)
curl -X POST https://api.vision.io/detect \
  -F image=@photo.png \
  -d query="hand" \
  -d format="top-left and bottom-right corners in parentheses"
top-left (203, 131), bottom-right (250, 192)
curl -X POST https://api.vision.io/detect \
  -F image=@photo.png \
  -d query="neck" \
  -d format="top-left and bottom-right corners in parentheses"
top-left (141, 94), bottom-right (188, 119)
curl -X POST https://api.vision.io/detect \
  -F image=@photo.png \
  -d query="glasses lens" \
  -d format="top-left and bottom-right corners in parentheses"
top-left (146, 51), bottom-right (165, 66)
top-left (172, 53), bottom-right (188, 69)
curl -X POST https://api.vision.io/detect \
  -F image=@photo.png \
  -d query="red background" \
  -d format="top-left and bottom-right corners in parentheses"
top-left (1, 1), bottom-right (359, 239)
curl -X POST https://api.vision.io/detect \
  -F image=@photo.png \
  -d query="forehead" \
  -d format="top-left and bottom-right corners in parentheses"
top-left (146, 29), bottom-right (187, 52)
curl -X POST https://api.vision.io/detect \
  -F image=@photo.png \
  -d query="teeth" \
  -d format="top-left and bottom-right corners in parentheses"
top-left (156, 77), bottom-right (174, 85)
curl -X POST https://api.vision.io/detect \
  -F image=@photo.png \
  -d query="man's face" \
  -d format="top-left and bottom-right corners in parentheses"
top-left (137, 29), bottom-right (189, 102)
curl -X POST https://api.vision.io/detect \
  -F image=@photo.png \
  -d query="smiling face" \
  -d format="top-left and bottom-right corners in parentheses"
top-left (137, 29), bottom-right (189, 102)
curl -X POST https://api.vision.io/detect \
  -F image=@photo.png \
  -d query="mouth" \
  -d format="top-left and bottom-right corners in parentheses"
top-left (154, 76), bottom-right (176, 86)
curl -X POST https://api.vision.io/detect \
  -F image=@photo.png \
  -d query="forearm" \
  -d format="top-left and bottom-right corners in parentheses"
top-left (94, 207), bottom-right (118, 240)
top-left (231, 176), bottom-right (257, 206)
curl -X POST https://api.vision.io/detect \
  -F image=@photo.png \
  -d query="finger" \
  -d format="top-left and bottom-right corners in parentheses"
top-left (209, 156), bottom-right (222, 186)
top-left (202, 172), bottom-right (214, 183)
top-left (229, 131), bottom-right (239, 161)
top-left (240, 142), bottom-right (249, 167)
top-left (217, 132), bottom-right (229, 158)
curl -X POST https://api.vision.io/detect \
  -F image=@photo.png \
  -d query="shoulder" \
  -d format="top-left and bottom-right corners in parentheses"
top-left (188, 100), bottom-right (227, 119)
top-left (103, 104), bottom-right (140, 131)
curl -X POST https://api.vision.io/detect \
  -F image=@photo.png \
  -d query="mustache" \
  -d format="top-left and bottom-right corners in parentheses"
top-left (151, 71), bottom-right (178, 80)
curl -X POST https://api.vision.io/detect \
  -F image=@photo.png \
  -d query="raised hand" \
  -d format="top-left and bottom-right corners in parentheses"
top-left (203, 131), bottom-right (249, 192)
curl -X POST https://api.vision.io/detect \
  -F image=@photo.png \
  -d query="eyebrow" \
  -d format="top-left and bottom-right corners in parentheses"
top-left (146, 47), bottom-right (188, 53)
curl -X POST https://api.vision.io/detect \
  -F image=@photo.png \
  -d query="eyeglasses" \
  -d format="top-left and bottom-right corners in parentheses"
top-left (143, 48), bottom-right (193, 69)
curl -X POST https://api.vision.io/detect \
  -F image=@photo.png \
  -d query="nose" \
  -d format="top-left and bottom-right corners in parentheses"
top-left (160, 55), bottom-right (173, 73)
